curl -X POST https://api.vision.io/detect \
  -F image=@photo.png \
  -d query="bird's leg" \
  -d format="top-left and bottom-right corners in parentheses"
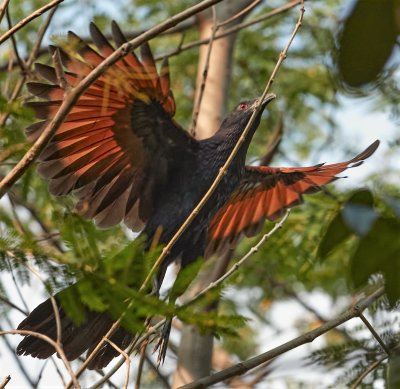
top-left (150, 260), bottom-right (174, 364)
top-left (154, 317), bottom-right (172, 366)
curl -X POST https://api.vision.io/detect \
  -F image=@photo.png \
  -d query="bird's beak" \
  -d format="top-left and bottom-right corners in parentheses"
top-left (251, 93), bottom-right (276, 111)
top-left (261, 93), bottom-right (276, 106)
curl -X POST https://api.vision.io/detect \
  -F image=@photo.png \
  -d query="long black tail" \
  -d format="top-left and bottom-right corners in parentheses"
top-left (16, 294), bottom-right (133, 370)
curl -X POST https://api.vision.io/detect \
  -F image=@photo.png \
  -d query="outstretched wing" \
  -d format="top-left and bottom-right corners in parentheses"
top-left (26, 22), bottom-right (196, 229)
top-left (207, 140), bottom-right (379, 253)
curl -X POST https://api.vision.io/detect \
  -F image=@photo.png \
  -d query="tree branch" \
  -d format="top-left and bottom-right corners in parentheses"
top-left (180, 286), bottom-right (386, 389)
top-left (0, 0), bottom-right (11, 24)
top-left (0, 0), bottom-right (63, 45)
top-left (155, 0), bottom-right (302, 62)
top-left (351, 355), bottom-right (388, 389)
top-left (0, 375), bottom-right (11, 389)
top-left (0, 329), bottom-right (78, 388)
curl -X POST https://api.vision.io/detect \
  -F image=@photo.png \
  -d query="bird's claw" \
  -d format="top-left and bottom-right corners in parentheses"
top-left (153, 318), bottom-right (172, 366)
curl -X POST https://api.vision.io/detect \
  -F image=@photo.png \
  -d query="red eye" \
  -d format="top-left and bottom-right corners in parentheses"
top-left (239, 103), bottom-right (247, 110)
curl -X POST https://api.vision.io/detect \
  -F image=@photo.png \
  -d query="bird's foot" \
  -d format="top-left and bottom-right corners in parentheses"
top-left (153, 318), bottom-right (172, 366)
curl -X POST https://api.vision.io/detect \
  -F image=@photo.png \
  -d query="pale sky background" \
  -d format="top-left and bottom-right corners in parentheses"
top-left (0, 1), bottom-right (398, 388)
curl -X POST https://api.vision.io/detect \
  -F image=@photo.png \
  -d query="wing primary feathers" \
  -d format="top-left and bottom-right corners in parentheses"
top-left (208, 140), bottom-right (380, 254)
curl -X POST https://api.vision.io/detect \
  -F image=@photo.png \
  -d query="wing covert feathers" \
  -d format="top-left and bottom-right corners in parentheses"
top-left (26, 22), bottom-right (180, 229)
top-left (207, 140), bottom-right (379, 253)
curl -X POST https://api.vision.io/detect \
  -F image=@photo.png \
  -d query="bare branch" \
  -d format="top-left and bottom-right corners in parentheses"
top-left (218, 0), bottom-right (261, 28)
top-left (0, 294), bottom-right (28, 316)
top-left (351, 355), bottom-right (388, 389)
top-left (6, 9), bottom-right (27, 72)
top-left (0, 322), bottom-right (35, 387)
top-left (104, 339), bottom-right (131, 389)
top-left (0, 0), bottom-right (63, 45)
top-left (135, 341), bottom-right (148, 389)
top-left (0, 375), bottom-right (11, 389)
top-left (0, 4), bottom-right (59, 127)
top-left (86, 321), bottom-right (166, 389)
top-left (155, 0), bottom-right (302, 62)
top-left (189, 6), bottom-right (218, 136)
top-left (0, 0), bottom-right (10, 24)
top-left (359, 313), bottom-right (391, 355)
top-left (144, 354), bottom-right (171, 389)
top-left (179, 286), bottom-right (386, 389)
top-left (0, 329), bottom-right (79, 388)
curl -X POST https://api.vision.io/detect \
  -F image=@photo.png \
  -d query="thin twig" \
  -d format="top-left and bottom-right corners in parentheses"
top-left (350, 355), bottom-right (389, 389)
top-left (25, 264), bottom-right (62, 345)
top-left (6, 9), bottom-right (27, 72)
top-left (0, 17), bottom-right (197, 72)
top-left (144, 354), bottom-right (171, 389)
top-left (155, 0), bottom-right (302, 62)
top-left (27, 5), bottom-right (58, 65)
top-left (359, 313), bottom-right (391, 355)
top-left (86, 321), bottom-right (166, 389)
top-left (188, 210), bottom-right (290, 307)
top-left (104, 339), bottom-right (131, 389)
top-left (0, 329), bottom-right (79, 388)
top-left (0, 294), bottom-right (28, 316)
top-left (32, 360), bottom-right (48, 388)
top-left (49, 357), bottom-right (67, 387)
top-left (0, 375), bottom-right (11, 389)
top-left (0, 0), bottom-right (11, 24)
top-left (135, 341), bottom-right (148, 389)
top-left (179, 287), bottom-right (386, 389)
top-left (5, 258), bottom-right (30, 314)
top-left (0, 4), bottom-right (59, 127)
top-left (190, 6), bottom-right (218, 136)
top-left (218, 0), bottom-right (261, 28)
top-left (140, 0), bottom-right (305, 297)
top-left (0, 322), bottom-right (35, 387)
top-left (9, 191), bottom-right (65, 253)
top-left (0, 0), bottom-right (63, 45)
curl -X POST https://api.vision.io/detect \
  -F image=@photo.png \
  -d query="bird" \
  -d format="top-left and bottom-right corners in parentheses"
top-left (16, 21), bottom-right (379, 369)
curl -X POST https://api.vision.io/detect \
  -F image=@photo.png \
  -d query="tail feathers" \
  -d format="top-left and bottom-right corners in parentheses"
top-left (87, 326), bottom-right (133, 370)
top-left (17, 296), bottom-right (133, 369)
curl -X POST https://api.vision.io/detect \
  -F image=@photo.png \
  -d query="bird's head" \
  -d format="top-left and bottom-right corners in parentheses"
top-left (234, 93), bottom-right (276, 116)
top-left (222, 93), bottom-right (276, 132)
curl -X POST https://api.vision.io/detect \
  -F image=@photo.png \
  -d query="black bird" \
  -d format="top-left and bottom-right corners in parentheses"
top-left (16, 22), bottom-right (379, 369)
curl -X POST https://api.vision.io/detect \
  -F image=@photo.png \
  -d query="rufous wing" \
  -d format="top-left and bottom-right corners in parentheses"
top-left (26, 22), bottom-right (194, 230)
top-left (207, 140), bottom-right (379, 254)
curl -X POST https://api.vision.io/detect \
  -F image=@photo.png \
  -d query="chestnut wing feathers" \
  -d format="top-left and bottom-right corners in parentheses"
top-left (26, 22), bottom-right (195, 230)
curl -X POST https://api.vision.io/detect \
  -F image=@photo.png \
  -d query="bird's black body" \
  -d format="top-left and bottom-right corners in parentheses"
top-left (142, 99), bottom-right (266, 272)
top-left (16, 22), bottom-right (379, 370)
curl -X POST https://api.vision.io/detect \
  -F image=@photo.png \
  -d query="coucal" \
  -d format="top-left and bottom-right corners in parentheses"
top-left (16, 22), bottom-right (379, 369)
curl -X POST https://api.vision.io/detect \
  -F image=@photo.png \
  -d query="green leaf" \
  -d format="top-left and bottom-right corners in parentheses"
top-left (77, 279), bottom-right (108, 312)
top-left (351, 217), bottom-right (400, 306)
top-left (338, 0), bottom-right (398, 87)
top-left (318, 211), bottom-right (352, 259)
